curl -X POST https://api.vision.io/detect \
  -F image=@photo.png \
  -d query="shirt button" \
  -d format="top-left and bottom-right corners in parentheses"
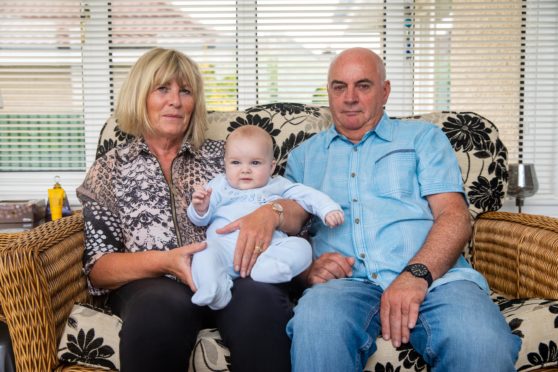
top-left (371, 273), bottom-right (378, 279)
top-left (355, 218), bottom-right (360, 224)
top-left (359, 252), bottom-right (366, 259)
top-left (351, 172), bottom-right (356, 177)
top-left (352, 198), bottom-right (358, 202)
top-left (353, 147), bottom-right (358, 152)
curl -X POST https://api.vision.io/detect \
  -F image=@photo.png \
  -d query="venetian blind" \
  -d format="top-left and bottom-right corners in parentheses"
top-left (0, 0), bottom-right (556, 212)
top-left (0, 1), bottom-right (85, 172)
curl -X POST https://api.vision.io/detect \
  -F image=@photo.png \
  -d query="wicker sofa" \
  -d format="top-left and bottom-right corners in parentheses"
top-left (1, 103), bottom-right (558, 372)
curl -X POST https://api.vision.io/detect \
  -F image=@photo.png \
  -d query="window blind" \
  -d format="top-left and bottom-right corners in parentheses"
top-left (0, 1), bottom-right (85, 172)
top-left (522, 0), bottom-right (558, 206)
top-left (0, 0), bottom-right (556, 214)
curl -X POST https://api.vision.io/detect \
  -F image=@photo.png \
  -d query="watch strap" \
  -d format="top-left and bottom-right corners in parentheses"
top-left (403, 263), bottom-right (433, 287)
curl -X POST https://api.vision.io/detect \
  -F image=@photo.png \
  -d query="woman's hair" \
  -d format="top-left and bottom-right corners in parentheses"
top-left (115, 48), bottom-right (207, 149)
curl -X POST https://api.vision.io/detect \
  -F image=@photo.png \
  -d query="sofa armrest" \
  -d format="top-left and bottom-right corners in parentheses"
top-left (472, 211), bottom-right (558, 299)
top-left (0, 213), bottom-right (89, 371)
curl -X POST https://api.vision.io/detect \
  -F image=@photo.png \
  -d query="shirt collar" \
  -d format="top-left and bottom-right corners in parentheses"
top-left (325, 112), bottom-right (393, 148)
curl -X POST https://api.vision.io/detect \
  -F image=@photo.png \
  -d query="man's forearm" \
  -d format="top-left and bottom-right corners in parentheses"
top-left (409, 194), bottom-right (472, 280)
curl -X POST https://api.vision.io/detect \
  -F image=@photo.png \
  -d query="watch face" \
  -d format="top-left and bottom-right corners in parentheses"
top-left (272, 203), bottom-right (284, 213)
top-left (410, 264), bottom-right (428, 277)
top-left (405, 263), bottom-right (432, 287)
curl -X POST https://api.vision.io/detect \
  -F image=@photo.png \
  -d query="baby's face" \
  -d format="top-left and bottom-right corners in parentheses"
top-left (225, 136), bottom-right (275, 190)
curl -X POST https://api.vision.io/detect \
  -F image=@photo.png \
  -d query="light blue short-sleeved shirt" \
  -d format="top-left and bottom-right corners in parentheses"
top-left (285, 113), bottom-right (488, 292)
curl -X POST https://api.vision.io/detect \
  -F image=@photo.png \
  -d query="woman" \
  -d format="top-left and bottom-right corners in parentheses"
top-left (77, 48), bottom-right (305, 372)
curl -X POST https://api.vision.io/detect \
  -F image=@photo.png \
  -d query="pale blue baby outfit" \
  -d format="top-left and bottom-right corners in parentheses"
top-left (187, 173), bottom-right (342, 310)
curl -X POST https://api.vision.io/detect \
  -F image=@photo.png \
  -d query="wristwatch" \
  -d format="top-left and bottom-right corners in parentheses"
top-left (269, 202), bottom-right (284, 227)
top-left (403, 263), bottom-right (433, 287)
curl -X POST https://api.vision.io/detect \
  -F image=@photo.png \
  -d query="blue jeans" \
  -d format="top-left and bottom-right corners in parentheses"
top-left (287, 279), bottom-right (521, 372)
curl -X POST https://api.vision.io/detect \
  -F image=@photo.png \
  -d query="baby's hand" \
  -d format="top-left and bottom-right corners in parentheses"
top-left (325, 210), bottom-right (344, 228)
top-left (192, 184), bottom-right (212, 214)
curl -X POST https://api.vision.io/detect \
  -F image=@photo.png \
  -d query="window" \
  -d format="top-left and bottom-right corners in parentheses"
top-left (1, 0), bottom-right (556, 216)
top-left (0, 2), bottom-right (85, 171)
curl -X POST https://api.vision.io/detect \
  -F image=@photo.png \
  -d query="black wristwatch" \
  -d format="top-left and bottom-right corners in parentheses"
top-left (403, 263), bottom-right (433, 287)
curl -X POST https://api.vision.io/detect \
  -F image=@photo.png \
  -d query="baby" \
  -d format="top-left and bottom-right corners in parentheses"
top-left (187, 125), bottom-right (344, 310)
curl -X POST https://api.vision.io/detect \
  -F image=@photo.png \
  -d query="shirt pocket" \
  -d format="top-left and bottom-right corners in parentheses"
top-left (373, 149), bottom-right (417, 196)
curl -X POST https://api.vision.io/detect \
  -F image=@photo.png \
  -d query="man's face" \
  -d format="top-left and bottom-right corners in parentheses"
top-left (327, 50), bottom-right (391, 143)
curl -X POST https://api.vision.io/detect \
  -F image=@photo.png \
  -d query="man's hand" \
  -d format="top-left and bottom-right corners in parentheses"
top-left (191, 184), bottom-right (211, 214)
top-left (216, 204), bottom-right (277, 278)
top-left (165, 242), bottom-right (207, 291)
top-left (305, 252), bottom-right (355, 285)
top-left (324, 210), bottom-right (344, 228)
top-left (380, 272), bottom-right (428, 348)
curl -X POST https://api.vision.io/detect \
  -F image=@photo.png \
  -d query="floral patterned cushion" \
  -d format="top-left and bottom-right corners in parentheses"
top-left (188, 328), bottom-right (231, 371)
top-left (492, 294), bottom-right (558, 371)
top-left (95, 103), bottom-right (557, 371)
top-left (97, 104), bottom-right (507, 220)
top-left (365, 293), bottom-right (558, 372)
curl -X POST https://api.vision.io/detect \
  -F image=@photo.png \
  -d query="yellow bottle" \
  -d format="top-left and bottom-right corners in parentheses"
top-left (48, 176), bottom-right (65, 221)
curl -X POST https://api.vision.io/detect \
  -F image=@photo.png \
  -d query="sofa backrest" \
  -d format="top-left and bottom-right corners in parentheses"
top-left (96, 102), bottom-right (508, 219)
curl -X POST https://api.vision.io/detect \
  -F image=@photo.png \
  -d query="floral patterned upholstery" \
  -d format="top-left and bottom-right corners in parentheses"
top-left (97, 104), bottom-right (507, 220)
top-left (95, 103), bottom-right (558, 371)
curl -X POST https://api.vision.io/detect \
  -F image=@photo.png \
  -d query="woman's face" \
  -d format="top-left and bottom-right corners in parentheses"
top-left (146, 79), bottom-right (195, 139)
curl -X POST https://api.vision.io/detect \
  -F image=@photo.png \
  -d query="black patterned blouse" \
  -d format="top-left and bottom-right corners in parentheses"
top-left (77, 136), bottom-right (225, 295)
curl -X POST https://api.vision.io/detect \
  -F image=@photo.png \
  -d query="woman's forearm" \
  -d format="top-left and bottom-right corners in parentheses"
top-left (274, 199), bottom-right (309, 235)
top-left (88, 250), bottom-right (168, 290)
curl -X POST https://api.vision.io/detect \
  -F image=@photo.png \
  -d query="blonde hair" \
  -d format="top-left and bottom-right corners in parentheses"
top-left (115, 48), bottom-right (207, 149)
top-left (225, 125), bottom-right (275, 159)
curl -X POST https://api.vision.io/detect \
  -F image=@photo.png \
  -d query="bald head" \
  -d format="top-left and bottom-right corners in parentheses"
top-left (225, 125), bottom-right (274, 159)
top-left (328, 48), bottom-right (386, 83)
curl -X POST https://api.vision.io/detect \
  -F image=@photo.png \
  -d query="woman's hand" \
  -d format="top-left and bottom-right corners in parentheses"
top-left (216, 204), bottom-right (278, 278)
top-left (89, 242), bottom-right (206, 291)
top-left (165, 242), bottom-right (207, 291)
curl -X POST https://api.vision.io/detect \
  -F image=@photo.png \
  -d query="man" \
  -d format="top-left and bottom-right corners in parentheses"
top-left (285, 48), bottom-right (520, 371)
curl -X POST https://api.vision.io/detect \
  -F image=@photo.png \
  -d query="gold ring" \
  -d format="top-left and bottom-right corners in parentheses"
top-left (254, 246), bottom-right (262, 254)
